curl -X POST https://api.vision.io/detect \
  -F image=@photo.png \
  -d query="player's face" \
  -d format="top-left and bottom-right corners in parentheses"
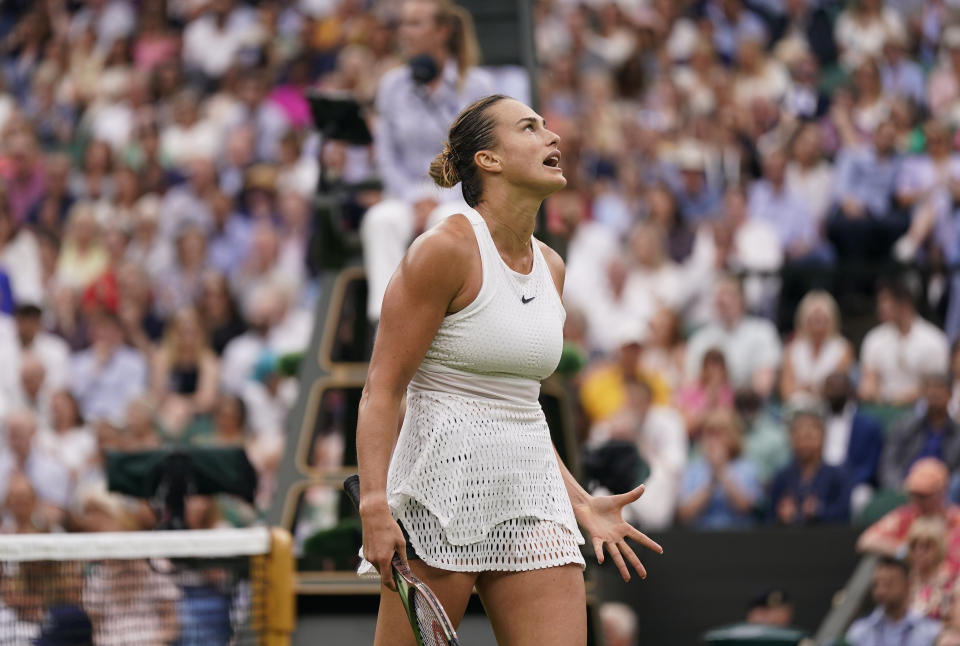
top-left (486, 99), bottom-right (566, 197)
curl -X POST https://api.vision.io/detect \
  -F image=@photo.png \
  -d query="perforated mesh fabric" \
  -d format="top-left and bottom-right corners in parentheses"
top-left (358, 207), bottom-right (585, 576)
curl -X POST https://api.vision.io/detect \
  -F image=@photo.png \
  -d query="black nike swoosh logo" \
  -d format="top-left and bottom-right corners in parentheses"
top-left (521, 296), bottom-right (535, 304)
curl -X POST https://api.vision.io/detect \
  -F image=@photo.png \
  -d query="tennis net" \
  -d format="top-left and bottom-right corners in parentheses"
top-left (0, 527), bottom-right (294, 646)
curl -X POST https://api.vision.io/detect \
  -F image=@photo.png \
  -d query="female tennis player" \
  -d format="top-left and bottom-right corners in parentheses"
top-left (356, 94), bottom-right (661, 645)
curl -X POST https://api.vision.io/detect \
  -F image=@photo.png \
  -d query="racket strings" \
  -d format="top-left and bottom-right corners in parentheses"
top-left (412, 591), bottom-right (448, 646)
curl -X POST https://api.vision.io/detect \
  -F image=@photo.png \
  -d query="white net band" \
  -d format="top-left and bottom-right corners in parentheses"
top-left (0, 528), bottom-right (271, 561)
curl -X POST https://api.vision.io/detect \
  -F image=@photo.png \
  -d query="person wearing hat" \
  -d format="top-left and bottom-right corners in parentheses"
top-left (859, 458), bottom-right (960, 569)
top-left (33, 604), bottom-right (93, 646)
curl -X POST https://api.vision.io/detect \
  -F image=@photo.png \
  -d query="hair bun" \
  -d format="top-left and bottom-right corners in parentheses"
top-left (429, 143), bottom-right (460, 188)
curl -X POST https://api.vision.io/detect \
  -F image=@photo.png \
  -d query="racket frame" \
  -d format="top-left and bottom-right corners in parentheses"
top-left (343, 475), bottom-right (462, 646)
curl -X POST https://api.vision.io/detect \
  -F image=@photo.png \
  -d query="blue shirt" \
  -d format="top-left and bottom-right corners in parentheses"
top-left (207, 215), bottom-right (252, 275)
top-left (768, 462), bottom-right (851, 524)
top-left (916, 423), bottom-right (950, 463)
top-left (374, 59), bottom-right (494, 201)
top-left (846, 608), bottom-right (942, 646)
top-left (679, 457), bottom-right (761, 529)
top-left (831, 146), bottom-right (902, 218)
top-left (69, 345), bottom-right (148, 423)
top-left (747, 180), bottom-right (817, 249)
top-left (882, 60), bottom-right (927, 107)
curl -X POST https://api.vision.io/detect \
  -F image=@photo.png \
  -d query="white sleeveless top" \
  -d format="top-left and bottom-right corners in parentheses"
top-left (787, 336), bottom-right (847, 393)
top-left (361, 208), bottom-right (584, 574)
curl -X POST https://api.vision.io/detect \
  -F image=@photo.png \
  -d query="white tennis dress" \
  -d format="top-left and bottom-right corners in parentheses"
top-left (359, 207), bottom-right (585, 574)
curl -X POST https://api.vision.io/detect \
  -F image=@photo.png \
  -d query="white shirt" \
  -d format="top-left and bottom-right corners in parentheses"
top-left (861, 317), bottom-right (949, 402)
top-left (786, 336), bottom-right (848, 396)
top-left (182, 10), bottom-right (258, 78)
top-left (0, 447), bottom-right (71, 509)
top-left (589, 405), bottom-right (688, 530)
top-left (36, 426), bottom-right (97, 478)
top-left (824, 403), bottom-right (855, 467)
top-left (630, 406), bottom-right (688, 530)
top-left (786, 162), bottom-right (834, 224)
top-left (685, 317), bottom-right (783, 390)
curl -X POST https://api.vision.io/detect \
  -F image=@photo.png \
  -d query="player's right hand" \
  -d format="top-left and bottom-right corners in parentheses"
top-left (359, 503), bottom-right (407, 591)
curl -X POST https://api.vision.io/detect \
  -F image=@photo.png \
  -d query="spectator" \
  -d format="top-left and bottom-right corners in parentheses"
top-left (859, 280), bottom-right (949, 405)
top-left (880, 375), bottom-right (960, 490)
top-left (893, 120), bottom-right (960, 262)
top-left (674, 348), bottom-right (734, 438)
top-left (685, 274), bottom-right (782, 399)
top-left (859, 458), bottom-right (960, 568)
top-left (738, 391), bottom-right (792, 487)
top-left (785, 123), bottom-right (833, 228)
top-left (0, 409), bottom-right (70, 521)
top-left (822, 372), bottom-right (884, 508)
top-left (622, 222), bottom-right (686, 324)
top-left (834, 0), bottom-right (906, 71)
top-left (589, 379), bottom-right (687, 530)
top-left (880, 30), bottom-right (925, 107)
top-left (827, 120), bottom-right (905, 261)
top-left (780, 291), bottom-right (854, 402)
top-left (9, 303), bottom-right (71, 391)
top-left (677, 407), bottom-right (761, 529)
top-left (69, 310), bottom-right (148, 423)
top-left (684, 185), bottom-right (783, 326)
top-left (360, 0), bottom-right (494, 323)
top-left (0, 473), bottom-right (45, 534)
top-left (150, 307), bottom-right (220, 437)
top-left (196, 270), bottom-right (247, 356)
top-left (748, 147), bottom-right (828, 263)
top-left (907, 518), bottom-right (957, 621)
top-left (641, 307), bottom-right (686, 394)
top-left (846, 556), bottom-right (941, 646)
top-left (36, 390), bottom-right (95, 482)
top-left (54, 202), bottom-right (108, 292)
top-left (0, 194), bottom-right (43, 306)
top-left (769, 410), bottom-right (851, 525)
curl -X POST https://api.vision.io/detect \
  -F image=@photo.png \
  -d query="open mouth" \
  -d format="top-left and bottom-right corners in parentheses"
top-left (543, 150), bottom-right (562, 169)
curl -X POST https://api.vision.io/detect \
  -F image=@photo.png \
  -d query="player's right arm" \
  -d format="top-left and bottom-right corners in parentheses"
top-left (356, 215), bottom-right (477, 588)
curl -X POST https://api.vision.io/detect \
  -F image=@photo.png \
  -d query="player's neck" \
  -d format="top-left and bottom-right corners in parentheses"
top-left (475, 191), bottom-right (540, 257)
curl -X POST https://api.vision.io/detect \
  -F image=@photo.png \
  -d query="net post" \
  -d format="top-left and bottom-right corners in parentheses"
top-left (264, 526), bottom-right (296, 646)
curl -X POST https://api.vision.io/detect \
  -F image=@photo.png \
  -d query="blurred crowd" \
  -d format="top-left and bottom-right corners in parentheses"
top-left (0, 0), bottom-right (378, 535)
top-left (4, 0), bottom-right (960, 607)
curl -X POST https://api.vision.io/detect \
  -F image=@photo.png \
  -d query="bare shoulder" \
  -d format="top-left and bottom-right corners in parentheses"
top-left (402, 214), bottom-right (475, 282)
top-left (536, 238), bottom-right (565, 294)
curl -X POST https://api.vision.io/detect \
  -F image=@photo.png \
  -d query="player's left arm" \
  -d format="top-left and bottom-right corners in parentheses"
top-left (539, 240), bottom-right (663, 580)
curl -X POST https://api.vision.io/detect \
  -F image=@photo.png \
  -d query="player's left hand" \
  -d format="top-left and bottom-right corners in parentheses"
top-left (573, 484), bottom-right (663, 582)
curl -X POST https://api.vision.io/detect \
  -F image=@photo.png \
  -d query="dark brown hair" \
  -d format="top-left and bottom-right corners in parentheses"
top-left (428, 94), bottom-right (508, 207)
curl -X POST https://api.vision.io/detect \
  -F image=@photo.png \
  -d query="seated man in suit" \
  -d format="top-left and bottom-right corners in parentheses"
top-left (880, 374), bottom-right (960, 491)
top-left (822, 372), bottom-right (885, 512)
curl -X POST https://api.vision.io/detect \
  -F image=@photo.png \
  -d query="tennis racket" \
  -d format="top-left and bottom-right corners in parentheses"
top-left (343, 475), bottom-right (461, 646)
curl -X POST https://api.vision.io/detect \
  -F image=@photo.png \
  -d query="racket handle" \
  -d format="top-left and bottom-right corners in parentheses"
top-left (343, 474), bottom-right (362, 510)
